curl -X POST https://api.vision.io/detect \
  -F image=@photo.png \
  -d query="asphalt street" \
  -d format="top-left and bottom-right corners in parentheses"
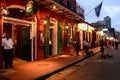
top-left (46, 46), bottom-right (120, 80)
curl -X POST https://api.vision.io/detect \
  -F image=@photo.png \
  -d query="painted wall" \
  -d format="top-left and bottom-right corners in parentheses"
top-left (36, 7), bottom-right (77, 59)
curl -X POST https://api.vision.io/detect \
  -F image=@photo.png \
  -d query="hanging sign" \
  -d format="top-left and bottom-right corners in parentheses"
top-left (83, 24), bottom-right (88, 31)
top-left (26, 0), bottom-right (38, 16)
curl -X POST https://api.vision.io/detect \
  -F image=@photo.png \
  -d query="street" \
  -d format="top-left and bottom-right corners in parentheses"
top-left (46, 45), bottom-right (120, 80)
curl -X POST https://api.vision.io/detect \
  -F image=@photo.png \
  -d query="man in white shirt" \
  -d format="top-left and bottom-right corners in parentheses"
top-left (2, 33), bottom-right (14, 69)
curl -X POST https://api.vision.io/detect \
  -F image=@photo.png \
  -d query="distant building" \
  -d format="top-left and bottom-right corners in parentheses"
top-left (104, 16), bottom-right (111, 28)
top-left (91, 16), bottom-right (111, 28)
top-left (97, 20), bottom-right (105, 25)
top-left (91, 16), bottom-right (115, 41)
top-left (91, 21), bottom-right (106, 29)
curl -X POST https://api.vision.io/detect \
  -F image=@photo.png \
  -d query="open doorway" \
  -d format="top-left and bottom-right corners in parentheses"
top-left (3, 17), bottom-right (35, 66)
top-left (2, 7), bottom-right (37, 66)
top-left (49, 18), bottom-right (58, 56)
top-left (3, 22), bottom-right (31, 60)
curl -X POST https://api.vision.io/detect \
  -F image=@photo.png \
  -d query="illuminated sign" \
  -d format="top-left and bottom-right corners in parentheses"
top-left (83, 24), bottom-right (88, 31)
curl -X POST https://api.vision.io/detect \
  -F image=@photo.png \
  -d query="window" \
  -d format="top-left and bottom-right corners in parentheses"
top-left (40, 32), bottom-right (45, 46)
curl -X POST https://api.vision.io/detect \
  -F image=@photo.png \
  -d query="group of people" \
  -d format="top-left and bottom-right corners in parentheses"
top-left (109, 40), bottom-right (119, 49)
top-left (70, 38), bottom-right (90, 56)
top-left (69, 38), bottom-right (80, 56)
top-left (2, 33), bottom-right (14, 69)
top-left (70, 38), bottom-right (109, 58)
top-left (100, 39), bottom-right (116, 58)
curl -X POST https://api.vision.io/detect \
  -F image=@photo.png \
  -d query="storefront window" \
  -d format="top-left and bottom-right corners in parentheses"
top-left (40, 32), bottom-right (45, 46)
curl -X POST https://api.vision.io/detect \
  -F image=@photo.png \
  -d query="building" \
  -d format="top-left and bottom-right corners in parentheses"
top-left (104, 16), bottom-right (111, 28)
top-left (0, 0), bottom-right (99, 69)
top-left (91, 16), bottom-right (116, 42)
top-left (91, 16), bottom-right (111, 29)
top-left (0, 0), bottom-right (86, 69)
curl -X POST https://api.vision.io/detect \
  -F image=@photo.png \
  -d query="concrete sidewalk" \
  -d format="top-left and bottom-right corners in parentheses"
top-left (0, 47), bottom-right (100, 80)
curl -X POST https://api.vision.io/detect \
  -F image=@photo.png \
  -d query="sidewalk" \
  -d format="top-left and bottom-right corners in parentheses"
top-left (0, 47), bottom-right (100, 80)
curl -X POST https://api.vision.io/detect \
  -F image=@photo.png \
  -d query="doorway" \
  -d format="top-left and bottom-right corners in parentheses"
top-left (20, 26), bottom-right (31, 61)
top-left (49, 28), bottom-right (53, 56)
top-left (3, 17), bottom-right (35, 62)
top-left (49, 18), bottom-right (58, 56)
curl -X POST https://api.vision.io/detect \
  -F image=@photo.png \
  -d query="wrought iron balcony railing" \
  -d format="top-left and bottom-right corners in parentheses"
top-left (53, 0), bottom-right (85, 18)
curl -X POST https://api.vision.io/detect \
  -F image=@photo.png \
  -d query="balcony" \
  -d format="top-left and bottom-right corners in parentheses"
top-left (38, 0), bottom-right (84, 22)
top-left (53, 0), bottom-right (84, 18)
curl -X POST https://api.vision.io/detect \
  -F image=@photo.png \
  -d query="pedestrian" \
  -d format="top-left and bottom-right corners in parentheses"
top-left (100, 39), bottom-right (105, 57)
top-left (2, 33), bottom-right (14, 69)
top-left (69, 38), bottom-right (75, 55)
top-left (75, 38), bottom-right (80, 56)
top-left (83, 40), bottom-right (90, 56)
top-left (111, 41), bottom-right (114, 49)
top-left (115, 39), bottom-right (119, 49)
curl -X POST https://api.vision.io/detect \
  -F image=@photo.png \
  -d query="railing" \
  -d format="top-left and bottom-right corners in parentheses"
top-left (53, 0), bottom-right (84, 18)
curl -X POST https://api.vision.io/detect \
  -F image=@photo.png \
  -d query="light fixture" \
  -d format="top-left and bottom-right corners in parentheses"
top-left (100, 31), bottom-right (104, 36)
top-left (39, 18), bottom-right (47, 25)
top-left (1, 6), bottom-right (8, 16)
top-left (102, 28), bottom-right (108, 31)
top-left (20, 9), bottom-right (23, 12)
top-left (53, 5), bottom-right (56, 10)
top-left (2, 9), bottom-right (7, 14)
top-left (66, 25), bottom-right (69, 29)
top-left (44, 20), bottom-right (47, 24)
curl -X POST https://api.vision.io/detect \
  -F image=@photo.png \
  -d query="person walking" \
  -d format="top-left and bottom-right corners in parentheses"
top-left (115, 39), bottom-right (119, 49)
top-left (69, 38), bottom-right (75, 55)
top-left (83, 40), bottom-right (90, 56)
top-left (2, 33), bottom-right (14, 69)
top-left (100, 39), bottom-right (105, 57)
top-left (75, 38), bottom-right (80, 56)
top-left (111, 41), bottom-right (114, 49)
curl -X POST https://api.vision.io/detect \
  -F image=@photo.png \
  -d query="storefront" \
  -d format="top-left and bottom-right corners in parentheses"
top-left (78, 22), bottom-right (95, 49)
top-left (0, 0), bottom-right (84, 69)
